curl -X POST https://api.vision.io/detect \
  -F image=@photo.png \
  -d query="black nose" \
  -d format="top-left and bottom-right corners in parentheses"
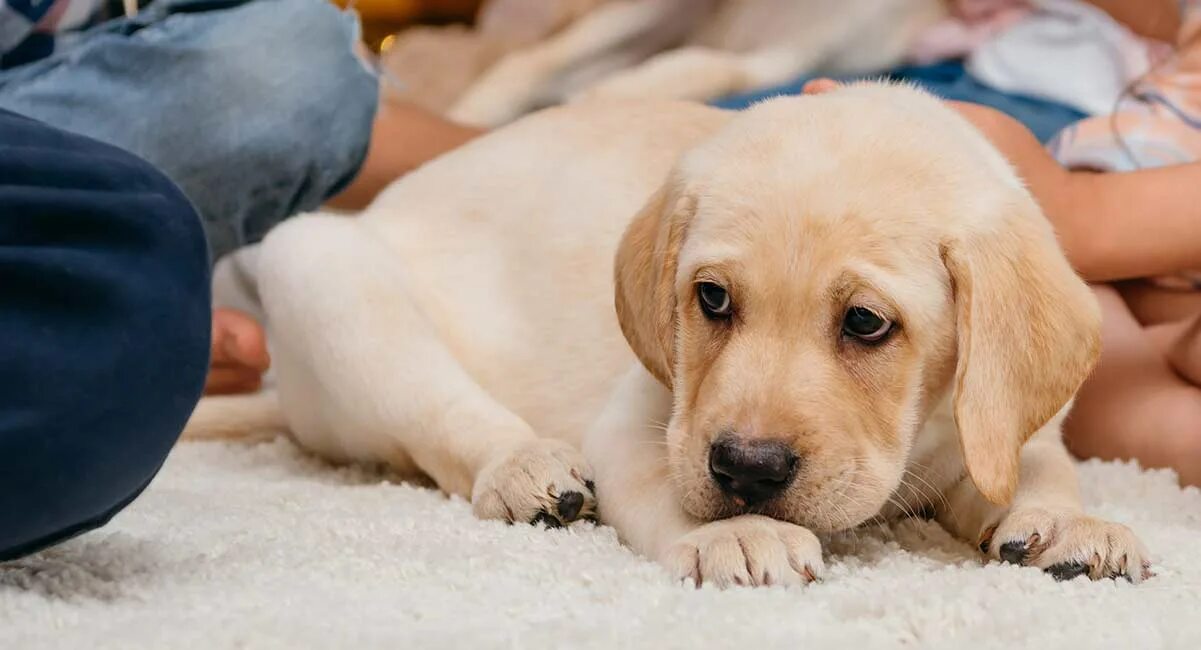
top-left (708, 435), bottom-right (799, 506)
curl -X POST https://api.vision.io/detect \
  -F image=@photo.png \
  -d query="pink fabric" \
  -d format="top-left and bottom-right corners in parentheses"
top-left (907, 0), bottom-right (1032, 64)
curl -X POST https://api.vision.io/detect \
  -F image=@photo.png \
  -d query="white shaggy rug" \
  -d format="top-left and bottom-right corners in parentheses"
top-left (3, 439), bottom-right (1200, 649)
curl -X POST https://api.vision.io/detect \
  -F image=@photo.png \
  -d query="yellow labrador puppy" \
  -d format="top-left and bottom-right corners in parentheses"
top-left (189, 83), bottom-right (1148, 586)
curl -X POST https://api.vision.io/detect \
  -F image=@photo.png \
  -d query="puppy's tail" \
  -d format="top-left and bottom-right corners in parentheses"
top-left (181, 390), bottom-right (287, 442)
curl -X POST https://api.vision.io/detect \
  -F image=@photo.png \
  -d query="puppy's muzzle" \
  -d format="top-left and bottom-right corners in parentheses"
top-left (708, 434), bottom-right (799, 507)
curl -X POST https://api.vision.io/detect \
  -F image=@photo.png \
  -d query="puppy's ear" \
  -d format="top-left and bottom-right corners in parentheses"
top-left (614, 178), bottom-right (695, 387)
top-left (942, 195), bottom-right (1100, 505)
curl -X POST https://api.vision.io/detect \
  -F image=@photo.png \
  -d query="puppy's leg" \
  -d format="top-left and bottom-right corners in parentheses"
top-left (259, 215), bottom-right (595, 526)
top-left (937, 416), bottom-right (1151, 582)
top-left (585, 366), bottom-right (824, 588)
top-left (448, 0), bottom-right (697, 127)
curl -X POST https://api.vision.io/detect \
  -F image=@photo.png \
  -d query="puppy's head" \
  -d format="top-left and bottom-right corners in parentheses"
top-left (614, 84), bottom-right (1099, 532)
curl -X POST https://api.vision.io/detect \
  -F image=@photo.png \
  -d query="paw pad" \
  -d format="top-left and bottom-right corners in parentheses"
top-left (530, 511), bottom-right (565, 529)
top-left (556, 490), bottom-right (585, 521)
top-left (1046, 561), bottom-right (1089, 581)
top-left (472, 440), bottom-right (598, 528)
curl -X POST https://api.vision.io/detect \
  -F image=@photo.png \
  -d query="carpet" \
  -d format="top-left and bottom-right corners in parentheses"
top-left (3, 439), bottom-right (1199, 649)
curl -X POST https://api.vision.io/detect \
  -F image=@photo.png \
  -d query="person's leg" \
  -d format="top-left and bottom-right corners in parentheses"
top-left (0, 110), bottom-right (210, 560)
top-left (325, 99), bottom-right (483, 211)
top-left (713, 60), bottom-right (1087, 143)
top-left (0, 0), bottom-right (379, 260)
top-left (1064, 284), bottom-right (1201, 486)
top-left (1116, 280), bottom-right (1201, 326)
top-left (1146, 310), bottom-right (1201, 387)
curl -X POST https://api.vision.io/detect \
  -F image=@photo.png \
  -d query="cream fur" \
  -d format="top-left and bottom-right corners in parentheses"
top-left (188, 83), bottom-right (1147, 587)
top-left (448, 0), bottom-right (946, 127)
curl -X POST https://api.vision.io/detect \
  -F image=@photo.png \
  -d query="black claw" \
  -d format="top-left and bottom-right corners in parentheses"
top-left (557, 491), bottom-right (585, 521)
top-left (1047, 562), bottom-right (1089, 582)
top-left (530, 511), bottom-right (564, 529)
top-left (999, 541), bottom-right (1028, 565)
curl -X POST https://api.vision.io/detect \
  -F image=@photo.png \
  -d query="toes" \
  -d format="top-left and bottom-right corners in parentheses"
top-left (987, 510), bottom-right (1151, 583)
top-left (471, 488), bottom-right (516, 523)
top-left (697, 533), bottom-right (753, 588)
top-left (530, 511), bottom-right (564, 529)
top-left (470, 440), bottom-right (597, 527)
top-left (737, 528), bottom-right (801, 587)
top-left (998, 540), bottom-right (1029, 565)
top-left (782, 527), bottom-right (825, 584)
top-left (1047, 561), bottom-right (1089, 581)
top-left (662, 544), bottom-right (702, 587)
top-left (526, 490), bottom-right (592, 528)
top-left (665, 516), bottom-right (823, 589)
top-left (524, 483), bottom-right (595, 528)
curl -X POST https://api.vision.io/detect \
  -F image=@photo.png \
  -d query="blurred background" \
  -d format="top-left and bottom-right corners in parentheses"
top-left (349, 0), bottom-right (1188, 146)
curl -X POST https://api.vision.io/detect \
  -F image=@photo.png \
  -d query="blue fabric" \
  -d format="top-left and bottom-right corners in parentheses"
top-left (0, 0), bottom-right (379, 259)
top-left (0, 109), bottom-right (210, 561)
top-left (714, 59), bottom-right (1087, 144)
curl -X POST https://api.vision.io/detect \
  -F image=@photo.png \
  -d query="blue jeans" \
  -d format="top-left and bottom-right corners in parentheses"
top-left (0, 109), bottom-right (211, 560)
top-left (0, 0), bottom-right (379, 259)
top-left (715, 60), bottom-right (1086, 144)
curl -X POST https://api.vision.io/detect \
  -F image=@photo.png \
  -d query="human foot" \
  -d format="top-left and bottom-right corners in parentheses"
top-left (206, 308), bottom-right (270, 395)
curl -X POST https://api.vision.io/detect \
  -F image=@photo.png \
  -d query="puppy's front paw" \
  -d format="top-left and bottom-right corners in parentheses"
top-left (980, 508), bottom-right (1151, 582)
top-left (472, 439), bottom-right (596, 528)
top-left (661, 515), bottom-right (824, 589)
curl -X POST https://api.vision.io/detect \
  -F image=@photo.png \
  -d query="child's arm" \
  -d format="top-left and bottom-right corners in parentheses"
top-left (1065, 164), bottom-right (1201, 281)
top-left (1081, 0), bottom-right (1180, 42)
top-left (951, 102), bottom-right (1201, 282)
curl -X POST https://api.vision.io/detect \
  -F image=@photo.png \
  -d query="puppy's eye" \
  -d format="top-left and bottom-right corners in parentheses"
top-left (842, 307), bottom-right (893, 343)
top-left (697, 282), bottom-right (733, 319)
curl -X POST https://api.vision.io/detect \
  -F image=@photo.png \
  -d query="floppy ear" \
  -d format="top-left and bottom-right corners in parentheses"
top-left (943, 196), bottom-right (1101, 505)
top-left (613, 179), bottom-right (695, 387)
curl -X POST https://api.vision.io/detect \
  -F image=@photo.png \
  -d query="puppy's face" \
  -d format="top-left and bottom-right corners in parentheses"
top-left (666, 196), bottom-right (956, 531)
top-left (614, 85), bottom-right (1100, 532)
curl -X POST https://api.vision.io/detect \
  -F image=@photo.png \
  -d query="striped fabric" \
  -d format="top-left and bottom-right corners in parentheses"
top-left (1050, 1), bottom-right (1201, 170)
top-left (1049, 0), bottom-right (1201, 289)
top-left (0, 0), bottom-right (105, 68)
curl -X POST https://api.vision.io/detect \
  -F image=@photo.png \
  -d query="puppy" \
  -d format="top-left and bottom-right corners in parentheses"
top-left (447, 0), bottom-right (946, 127)
top-left (188, 83), bottom-right (1149, 586)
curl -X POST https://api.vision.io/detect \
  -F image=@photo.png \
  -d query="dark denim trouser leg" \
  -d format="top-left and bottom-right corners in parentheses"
top-left (0, 109), bottom-right (210, 560)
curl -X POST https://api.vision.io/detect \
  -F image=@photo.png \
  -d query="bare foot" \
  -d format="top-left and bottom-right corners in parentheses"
top-left (206, 308), bottom-right (270, 395)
